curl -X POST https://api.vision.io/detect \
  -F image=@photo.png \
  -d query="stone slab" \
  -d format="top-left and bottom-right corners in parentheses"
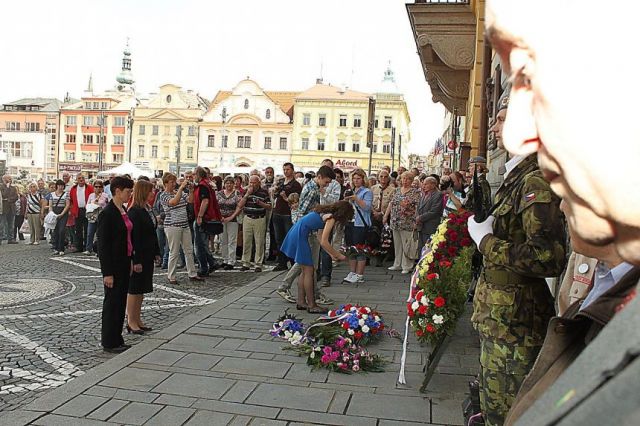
top-left (277, 408), bottom-right (378, 426)
top-left (52, 394), bottom-right (107, 418)
top-left (86, 399), bottom-right (128, 421)
top-left (221, 381), bottom-right (260, 403)
top-left (190, 399), bottom-right (281, 419)
top-left (138, 349), bottom-right (187, 366)
top-left (32, 414), bottom-right (118, 425)
top-left (215, 308), bottom-right (270, 321)
top-left (152, 373), bottom-right (235, 399)
top-left (174, 353), bottom-right (223, 370)
top-left (284, 363), bottom-right (329, 383)
top-left (212, 357), bottom-right (291, 378)
top-left (100, 367), bottom-right (170, 392)
top-left (246, 383), bottom-right (333, 412)
top-left (108, 401), bottom-right (163, 425)
top-left (113, 388), bottom-right (160, 403)
top-left (154, 394), bottom-right (197, 408)
top-left (146, 405), bottom-right (196, 425)
top-left (347, 393), bottom-right (431, 423)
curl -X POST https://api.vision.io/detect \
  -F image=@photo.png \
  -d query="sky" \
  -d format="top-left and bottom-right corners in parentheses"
top-left (1, 0), bottom-right (445, 155)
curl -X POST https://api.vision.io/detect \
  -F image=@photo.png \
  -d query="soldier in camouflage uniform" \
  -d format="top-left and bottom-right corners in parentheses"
top-left (467, 99), bottom-right (567, 426)
top-left (464, 156), bottom-right (493, 215)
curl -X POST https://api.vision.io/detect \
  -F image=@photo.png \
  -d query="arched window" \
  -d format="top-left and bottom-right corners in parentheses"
top-left (244, 99), bottom-right (249, 109)
top-left (265, 109), bottom-right (271, 119)
top-left (166, 95), bottom-right (172, 103)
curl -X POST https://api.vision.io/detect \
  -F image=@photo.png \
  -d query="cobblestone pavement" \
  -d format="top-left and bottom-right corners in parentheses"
top-left (0, 242), bottom-right (268, 413)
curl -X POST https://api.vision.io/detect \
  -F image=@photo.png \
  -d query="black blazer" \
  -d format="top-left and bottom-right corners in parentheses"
top-left (97, 200), bottom-right (131, 278)
top-left (127, 206), bottom-right (160, 265)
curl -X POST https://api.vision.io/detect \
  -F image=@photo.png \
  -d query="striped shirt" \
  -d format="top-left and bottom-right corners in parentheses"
top-left (26, 193), bottom-right (42, 214)
top-left (49, 192), bottom-right (68, 214)
top-left (159, 191), bottom-right (190, 228)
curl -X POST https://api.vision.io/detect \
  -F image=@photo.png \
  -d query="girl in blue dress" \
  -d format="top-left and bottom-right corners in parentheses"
top-left (280, 200), bottom-right (354, 313)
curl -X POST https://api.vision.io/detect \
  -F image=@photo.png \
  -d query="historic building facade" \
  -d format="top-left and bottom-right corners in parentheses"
top-left (0, 98), bottom-right (63, 179)
top-left (198, 78), bottom-right (298, 173)
top-left (132, 84), bottom-right (208, 175)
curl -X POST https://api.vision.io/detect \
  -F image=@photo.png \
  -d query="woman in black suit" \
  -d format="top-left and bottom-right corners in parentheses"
top-left (126, 180), bottom-right (161, 334)
top-left (98, 176), bottom-right (135, 353)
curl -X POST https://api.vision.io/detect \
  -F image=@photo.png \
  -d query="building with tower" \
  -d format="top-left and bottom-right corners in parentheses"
top-left (198, 78), bottom-right (298, 173)
top-left (58, 42), bottom-right (138, 176)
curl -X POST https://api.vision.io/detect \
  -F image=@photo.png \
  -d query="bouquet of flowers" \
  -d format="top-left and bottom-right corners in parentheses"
top-left (408, 211), bottom-right (474, 345)
top-left (327, 304), bottom-right (385, 344)
top-left (270, 313), bottom-right (308, 346)
top-left (341, 244), bottom-right (386, 259)
top-left (304, 336), bottom-right (386, 374)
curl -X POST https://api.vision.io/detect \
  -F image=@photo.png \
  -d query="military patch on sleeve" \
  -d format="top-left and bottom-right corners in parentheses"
top-left (524, 192), bottom-right (536, 202)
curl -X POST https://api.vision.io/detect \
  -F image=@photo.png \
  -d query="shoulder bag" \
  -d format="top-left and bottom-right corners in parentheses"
top-left (354, 205), bottom-right (380, 249)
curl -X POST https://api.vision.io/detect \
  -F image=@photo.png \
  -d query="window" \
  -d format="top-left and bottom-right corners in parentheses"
top-left (5, 121), bottom-right (20, 131)
top-left (372, 144), bottom-right (377, 153)
top-left (352, 142), bottom-right (360, 152)
top-left (66, 116), bottom-right (76, 126)
top-left (375, 116), bottom-right (379, 129)
top-left (138, 125), bottom-right (145, 135)
top-left (384, 116), bottom-right (392, 129)
top-left (265, 109), bottom-right (271, 119)
top-left (222, 135), bottom-right (228, 148)
top-left (353, 115), bottom-right (362, 128)
top-left (99, 135), bottom-right (106, 145)
top-left (244, 136), bottom-right (251, 148)
top-left (164, 126), bottom-right (170, 136)
top-left (317, 139), bottom-right (325, 151)
top-left (112, 153), bottom-right (123, 163)
top-left (186, 146), bottom-right (194, 159)
top-left (65, 152), bottom-right (75, 161)
top-left (188, 126), bottom-right (196, 136)
top-left (66, 134), bottom-right (76, 144)
top-left (279, 137), bottom-right (287, 150)
top-left (101, 102), bottom-right (108, 109)
top-left (301, 138), bottom-right (309, 150)
top-left (151, 145), bottom-right (158, 158)
top-left (163, 147), bottom-right (169, 158)
top-left (82, 135), bottom-right (94, 144)
top-left (264, 136), bottom-right (272, 149)
top-left (84, 102), bottom-right (91, 110)
top-left (92, 102), bottom-right (99, 109)
top-left (302, 113), bottom-right (310, 126)
top-left (237, 136), bottom-right (244, 148)
top-left (383, 143), bottom-right (391, 154)
top-left (207, 135), bottom-right (215, 147)
top-left (82, 152), bottom-right (95, 162)
top-left (318, 114), bottom-right (326, 127)
top-left (113, 135), bottom-right (124, 145)
top-left (96, 115), bottom-right (106, 126)
top-left (339, 114), bottom-right (347, 127)
top-left (138, 145), bottom-right (145, 158)
top-left (83, 116), bottom-right (93, 126)
top-left (25, 122), bottom-right (40, 132)
top-left (244, 99), bottom-right (249, 109)
top-left (1, 141), bottom-right (33, 158)
top-left (337, 141), bottom-right (345, 152)
top-left (152, 125), bottom-right (159, 135)
top-left (114, 116), bottom-right (126, 126)
top-left (166, 95), bottom-right (172, 103)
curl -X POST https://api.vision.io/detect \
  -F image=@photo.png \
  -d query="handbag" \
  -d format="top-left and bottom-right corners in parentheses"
top-left (19, 220), bottom-right (30, 234)
top-left (201, 220), bottom-right (223, 236)
top-left (403, 230), bottom-right (420, 261)
top-left (355, 206), bottom-right (380, 248)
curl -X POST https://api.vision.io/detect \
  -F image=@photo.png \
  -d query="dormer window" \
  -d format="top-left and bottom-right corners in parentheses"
top-left (244, 99), bottom-right (249, 109)
top-left (166, 95), bottom-right (172, 103)
top-left (266, 109), bottom-right (271, 119)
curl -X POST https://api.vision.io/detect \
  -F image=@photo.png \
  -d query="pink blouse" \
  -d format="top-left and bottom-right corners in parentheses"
top-left (122, 211), bottom-right (133, 257)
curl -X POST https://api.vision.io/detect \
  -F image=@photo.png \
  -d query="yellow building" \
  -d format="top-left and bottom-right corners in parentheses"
top-left (292, 69), bottom-right (410, 174)
top-left (132, 84), bottom-right (209, 175)
top-left (406, 0), bottom-right (486, 170)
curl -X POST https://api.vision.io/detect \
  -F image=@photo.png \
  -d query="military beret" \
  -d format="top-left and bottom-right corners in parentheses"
top-left (468, 156), bottom-right (487, 165)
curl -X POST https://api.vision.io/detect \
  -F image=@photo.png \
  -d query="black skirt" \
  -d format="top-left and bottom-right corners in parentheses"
top-left (128, 257), bottom-right (154, 294)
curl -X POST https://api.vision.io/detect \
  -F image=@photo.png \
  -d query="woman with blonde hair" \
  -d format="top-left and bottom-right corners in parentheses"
top-left (126, 179), bottom-right (161, 333)
top-left (25, 182), bottom-right (44, 244)
top-left (342, 168), bottom-right (374, 284)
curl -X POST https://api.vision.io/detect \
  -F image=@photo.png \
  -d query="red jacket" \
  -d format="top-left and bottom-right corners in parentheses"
top-left (69, 184), bottom-right (94, 219)
top-left (194, 179), bottom-right (221, 221)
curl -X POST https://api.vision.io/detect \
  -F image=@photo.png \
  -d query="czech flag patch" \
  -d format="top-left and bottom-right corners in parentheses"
top-left (524, 192), bottom-right (536, 202)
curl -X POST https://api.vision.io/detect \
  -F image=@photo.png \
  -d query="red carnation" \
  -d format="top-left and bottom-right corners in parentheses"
top-left (416, 329), bottom-right (424, 337)
top-left (426, 323), bottom-right (436, 333)
top-left (355, 331), bottom-right (363, 340)
top-left (434, 252), bottom-right (443, 261)
top-left (427, 273), bottom-right (439, 281)
top-left (345, 304), bottom-right (352, 310)
top-left (434, 296), bottom-right (446, 308)
top-left (439, 260), bottom-right (452, 268)
top-left (329, 311), bottom-right (336, 317)
top-left (359, 307), bottom-right (368, 315)
top-left (448, 231), bottom-right (458, 242)
top-left (418, 305), bottom-right (428, 315)
top-left (460, 237), bottom-right (472, 247)
top-left (342, 322), bottom-right (350, 330)
top-left (415, 290), bottom-right (424, 299)
top-left (447, 246), bottom-right (458, 257)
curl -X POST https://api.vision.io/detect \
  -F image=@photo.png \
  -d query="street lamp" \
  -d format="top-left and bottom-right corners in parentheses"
top-left (220, 106), bottom-right (228, 172)
top-left (175, 125), bottom-right (182, 176)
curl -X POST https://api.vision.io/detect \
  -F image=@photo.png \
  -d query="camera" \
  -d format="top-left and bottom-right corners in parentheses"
top-left (343, 189), bottom-right (354, 198)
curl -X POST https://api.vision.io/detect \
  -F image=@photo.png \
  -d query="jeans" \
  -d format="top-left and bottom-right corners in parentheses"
top-left (157, 227), bottom-right (167, 264)
top-left (272, 214), bottom-right (293, 267)
top-left (74, 208), bottom-right (88, 251)
top-left (0, 213), bottom-right (6, 241)
top-left (318, 248), bottom-right (332, 280)
top-left (86, 221), bottom-right (98, 252)
top-left (4, 204), bottom-right (16, 242)
top-left (193, 221), bottom-right (216, 275)
top-left (53, 213), bottom-right (69, 252)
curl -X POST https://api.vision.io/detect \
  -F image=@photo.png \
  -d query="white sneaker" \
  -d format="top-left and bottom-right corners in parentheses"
top-left (355, 274), bottom-right (365, 283)
top-left (388, 266), bottom-right (401, 271)
top-left (401, 269), bottom-right (412, 274)
top-left (34, 241), bottom-right (40, 245)
top-left (343, 272), bottom-right (358, 283)
top-left (58, 251), bottom-right (65, 256)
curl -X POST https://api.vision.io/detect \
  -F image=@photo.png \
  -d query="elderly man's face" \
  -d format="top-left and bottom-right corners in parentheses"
top-left (77, 175), bottom-right (86, 186)
top-left (37, 180), bottom-right (45, 189)
top-left (62, 173), bottom-right (70, 183)
top-left (249, 176), bottom-right (261, 190)
top-left (486, 0), bottom-right (640, 263)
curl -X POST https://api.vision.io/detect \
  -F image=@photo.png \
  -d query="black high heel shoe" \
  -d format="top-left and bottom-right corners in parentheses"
top-left (140, 326), bottom-right (153, 332)
top-left (126, 325), bottom-right (145, 335)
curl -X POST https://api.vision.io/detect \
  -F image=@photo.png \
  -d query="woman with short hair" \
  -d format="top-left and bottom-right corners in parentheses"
top-left (127, 179), bottom-right (161, 334)
top-left (218, 176), bottom-right (243, 269)
top-left (25, 182), bottom-right (43, 244)
top-left (342, 168), bottom-right (373, 284)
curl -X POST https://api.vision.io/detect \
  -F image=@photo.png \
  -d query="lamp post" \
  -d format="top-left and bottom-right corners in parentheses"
top-left (97, 111), bottom-right (105, 172)
top-left (220, 106), bottom-right (228, 172)
top-left (176, 125), bottom-right (182, 176)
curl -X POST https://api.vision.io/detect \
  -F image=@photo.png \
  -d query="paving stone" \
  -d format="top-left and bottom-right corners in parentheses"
top-left (246, 383), bottom-right (333, 412)
top-left (100, 366), bottom-right (170, 391)
top-left (328, 391), bottom-right (352, 415)
top-left (152, 373), bottom-right (235, 399)
top-left (431, 397), bottom-right (464, 425)
top-left (32, 413), bottom-right (118, 425)
top-left (248, 352), bottom-right (275, 361)
top-left (184, 410), bottom-right (234, 425)
top-left (277, 408), bottom-right (377, 426)
top-left (86, 399), bottom-right (128, 421)
top-left (284, 363), bottom-right (329, 383)
top-left (174, 353), bottom-right (223, 370)
top-left (82, 385), bottom-right (117, 399)
top-left (215, 308), bottom-right (269, 321)
top-left (191, 399), bottom-right (281, 419)
top-left (153, 394), bottom-right (197, 408)
top-left (237, 339), bottom-right (290, 354)
top-left (228, 414), bottom-right (252, 426)
top-left (53, 394), bottom-right (107, 418)
top-left (113, 388), bottom-right (160, 403)
top-left (138, 349), bottom-right (187, 366)
top-left (246, 419), bottom-right (288, 426)
top-left (212, 357), bottom-right (291, 378)
top-left (109, 401), bottom-right (163, 425)
top-left (188, 326), bottom-right (262, 340)
top-left (221, 381), bottom-right (260, 403)
top-left (347, 393), bottom-right (430, 423)
top-left (165, 333), bottom-right (224, 352)
top-left (326, 371), bottom-right (402, 388)
top-left (200, 317), bottom-right (238, 327)
top-left (215, 338), bottom-right (247, 350)
top-left (379, 420), bottom-right (440, 426)
top-left (146, 405), bottom-right (196, 425)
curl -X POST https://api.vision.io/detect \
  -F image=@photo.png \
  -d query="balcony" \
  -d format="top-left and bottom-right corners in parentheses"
top-left (406, 0), bottom-right (477, 114)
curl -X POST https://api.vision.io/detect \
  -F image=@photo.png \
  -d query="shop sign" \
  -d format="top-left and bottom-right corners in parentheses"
top-left (58, 163), bottom-right (82, 172)
top-left (334, 159), bottom-right (359, 170)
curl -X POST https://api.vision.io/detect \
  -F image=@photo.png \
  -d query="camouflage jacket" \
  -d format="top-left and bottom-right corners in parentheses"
top-left (472, 154), bottom-right (567, 347)
top-left (464, 173), bottom-right (492, 215)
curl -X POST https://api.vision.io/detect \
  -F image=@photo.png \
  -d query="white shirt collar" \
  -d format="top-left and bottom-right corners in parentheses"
top-left (503, 155), bottom-right (527, 179)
